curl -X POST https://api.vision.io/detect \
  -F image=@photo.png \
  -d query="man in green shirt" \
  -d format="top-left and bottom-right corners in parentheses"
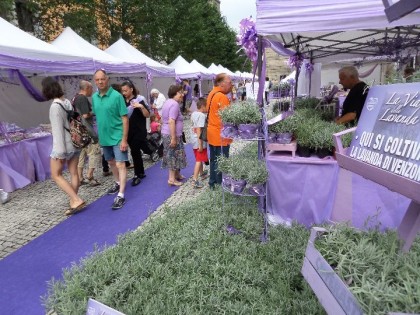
top-left (92, 69), bottom-right (129, 210)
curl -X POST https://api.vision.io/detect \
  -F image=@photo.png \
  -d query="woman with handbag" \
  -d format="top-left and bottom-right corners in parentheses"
top-left (161, 85), bottom-right (187, 186)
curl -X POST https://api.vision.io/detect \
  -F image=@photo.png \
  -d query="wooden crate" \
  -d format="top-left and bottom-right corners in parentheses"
top-left (266, 140), bottom-right (297, 157)
top-left (301, 227), bottom-right (419, 315)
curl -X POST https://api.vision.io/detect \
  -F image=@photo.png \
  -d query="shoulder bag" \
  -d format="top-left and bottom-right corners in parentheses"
top-left (199, 91), bottom-right (220, 142)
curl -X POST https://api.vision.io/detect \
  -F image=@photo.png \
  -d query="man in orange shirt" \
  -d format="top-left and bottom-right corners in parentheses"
top-left (206, 73), bottom-right (233, 188)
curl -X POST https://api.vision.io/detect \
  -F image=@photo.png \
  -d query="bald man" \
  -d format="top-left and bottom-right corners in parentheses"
top-left (335, 66), bottom-right (369, 125)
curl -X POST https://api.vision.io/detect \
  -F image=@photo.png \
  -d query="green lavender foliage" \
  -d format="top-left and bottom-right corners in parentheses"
top-left (43, 189), bottom-right (324, 315)
top-left (316, 224), bottom-right (420, 314)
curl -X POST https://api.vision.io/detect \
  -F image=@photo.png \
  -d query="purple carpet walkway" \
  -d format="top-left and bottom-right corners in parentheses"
top-left (0, 147), bottom-right (195, 315)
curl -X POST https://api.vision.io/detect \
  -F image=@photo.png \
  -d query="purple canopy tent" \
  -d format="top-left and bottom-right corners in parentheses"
top-left (255, 0), bottom-right (420, 97)
top-left (255, 0), bottom-right (420, 235)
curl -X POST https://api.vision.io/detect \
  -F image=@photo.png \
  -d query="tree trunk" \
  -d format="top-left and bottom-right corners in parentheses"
top-left (15, 0), bottom-right (36, 33)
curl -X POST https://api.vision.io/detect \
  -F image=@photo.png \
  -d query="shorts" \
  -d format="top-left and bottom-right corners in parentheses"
top-left (50, 150), bottom-right (80, 161)
top-left (193, 148), bottom-right (209, 163)
top-left (102, 145), bottom-right (129, 163)
top-left (78, 143), bottom-right (101, 168)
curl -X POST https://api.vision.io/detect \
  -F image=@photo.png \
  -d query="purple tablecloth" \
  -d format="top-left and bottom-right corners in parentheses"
top-left (266, 151), bottom-right (410, 230)
top-left (0, 135), bottom-right (52, 192)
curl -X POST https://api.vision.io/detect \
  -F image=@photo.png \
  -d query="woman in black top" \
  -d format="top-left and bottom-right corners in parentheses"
top-left (120, 80), bottom-right (152, 186)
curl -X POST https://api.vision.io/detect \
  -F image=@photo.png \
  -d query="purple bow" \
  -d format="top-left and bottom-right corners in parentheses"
top-left (287, 54), bottom-right (305, 70)
top-left (304, 61), bottom-right (314, 75)
top-left (237, 18), bottom-right (259, 69)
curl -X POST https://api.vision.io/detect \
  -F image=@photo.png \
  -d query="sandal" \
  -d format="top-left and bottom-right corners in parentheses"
top-left (176, 175), bottom-right (186, 180)
top-left (88, 177), bottom-right (101, 187)
top-left (64, 201), bottom-right (86, 216)
top-left (168, 180), bottom-right (183, 187)
top-left (80, 178), bottom-right (89, 185)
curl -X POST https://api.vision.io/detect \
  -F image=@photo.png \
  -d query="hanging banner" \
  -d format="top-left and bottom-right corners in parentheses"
top-left (348, 82), bottom-right (420, 183)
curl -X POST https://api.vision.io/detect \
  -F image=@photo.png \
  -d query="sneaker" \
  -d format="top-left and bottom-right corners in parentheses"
top-left (138, 173), bottom-right (146, 179)
top-left (131, 176), bottom-right (141, 186)
top-left (107, 182), bottom-right (120, 195)
top-left (112, 196), bottom-right (125, 210)
top-left (192, 180), bottom-right (204, 189)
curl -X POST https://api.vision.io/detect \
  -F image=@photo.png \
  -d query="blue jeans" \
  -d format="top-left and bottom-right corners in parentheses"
top-left (209, 144), bottom-right (230, 187)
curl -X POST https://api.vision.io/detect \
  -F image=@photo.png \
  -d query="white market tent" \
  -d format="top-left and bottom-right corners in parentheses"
top-left (0, 19), bottom-right (103, 127)
top-left (255, 0), bottom-right (420, 96)
top-left (169, 55), bottom-right (205, 79)
top-left (208, 63), bottom-right (223, 75)
top-left (51, 27), bottom-right (147, 75)
top-left (0, 17), bottom-right (92, 75)
top-left (105, 38), bottom-right (175, 77)
top-left (217, 64), bottom-right (236, 77)
top-left (190, 59), bottom-right (214, 78)
top-left (256, 0), bottom-right (420, 64)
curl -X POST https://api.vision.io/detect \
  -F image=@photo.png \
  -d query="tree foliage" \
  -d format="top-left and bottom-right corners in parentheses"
top-left (3, 0), bottom-right (250, 72)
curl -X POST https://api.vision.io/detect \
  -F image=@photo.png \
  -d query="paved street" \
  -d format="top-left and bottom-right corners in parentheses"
top-left (0, 119), bottom-right (202, 259)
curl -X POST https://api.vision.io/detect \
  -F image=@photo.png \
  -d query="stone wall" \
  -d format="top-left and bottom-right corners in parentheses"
top-left (265, 48), bottom-right (290, 82)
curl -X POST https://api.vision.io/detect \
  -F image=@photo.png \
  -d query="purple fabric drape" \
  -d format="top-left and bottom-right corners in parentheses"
top-left (0, 53), bottom-right (148, 75)
top-left (358, 64), bottom-right (378, 78)
top-left (257, 51), bottom-right (266, 106)
top-left (267, 39), bottom-right (295, 57)
top-left (256, 0), bottom-right (420, 34)
top-left (10, 70), bottom-right (47, 102)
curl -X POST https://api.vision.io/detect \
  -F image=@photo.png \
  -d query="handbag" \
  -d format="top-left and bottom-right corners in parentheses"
top-left (199, 91), bottom-right (220, 142)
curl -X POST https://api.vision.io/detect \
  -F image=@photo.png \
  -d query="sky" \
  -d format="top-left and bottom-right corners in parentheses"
top-left (220, 0), bottom-right (257, 32)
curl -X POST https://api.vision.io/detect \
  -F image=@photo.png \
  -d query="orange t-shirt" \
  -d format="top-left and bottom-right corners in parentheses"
top-left (206, 87), bottom-right (233, 147)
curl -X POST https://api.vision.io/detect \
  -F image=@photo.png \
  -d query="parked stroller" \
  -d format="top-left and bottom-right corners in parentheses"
top-left (145, 131), bottom-right (163, 162)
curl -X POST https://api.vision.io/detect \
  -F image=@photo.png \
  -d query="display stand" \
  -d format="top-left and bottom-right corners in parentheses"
top-left (266, 140), bottom-right (297, 157)
top-left (333, 127), bottom-right (420, 252)
top-left (221, 125), bottom-right (268, 243)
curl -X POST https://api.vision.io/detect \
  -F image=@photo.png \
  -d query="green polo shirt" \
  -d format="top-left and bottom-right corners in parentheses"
top-left (92, 87), bottom-right (128, 146)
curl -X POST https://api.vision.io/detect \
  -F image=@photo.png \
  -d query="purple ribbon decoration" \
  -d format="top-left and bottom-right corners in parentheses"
top-left (304, 61), bottom-right (314, 76)
top-left (197, 75), bottom-right (202, 97)
top-left (9, 70), bottom-right (47, 102)
top-left (0, 122), bottom-right (11, 144)
top-left (287, 54), bottom-right (305, 70)
top-left (146, 72), bottom-right (153, 97)
top-left (237, 18), bottom-right (260, 71)
top-left (175, 76), bottom-right (182, 84)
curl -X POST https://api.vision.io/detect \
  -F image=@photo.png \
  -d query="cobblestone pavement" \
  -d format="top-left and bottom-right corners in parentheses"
top-left (0, 118), bottom-right (245, 259)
